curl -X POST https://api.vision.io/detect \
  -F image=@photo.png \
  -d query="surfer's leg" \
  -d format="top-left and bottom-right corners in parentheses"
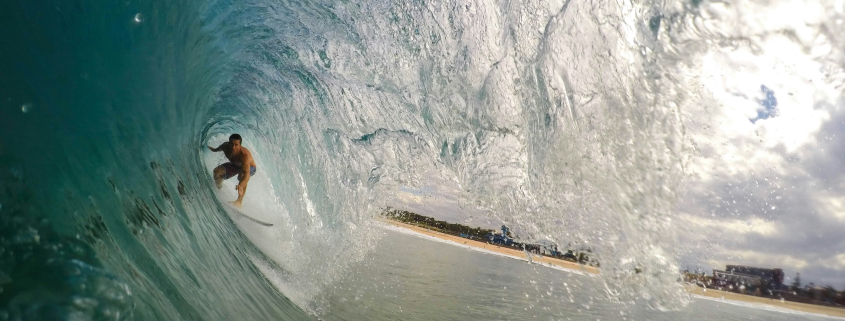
top-left (213, 163), bottom-right (239, 189)
top-left (212, 165), bottom-right (226, 189)
top-left (233, 172), bottom-right (248, 206)
top-left (228, 171), bottom-right (249, 208)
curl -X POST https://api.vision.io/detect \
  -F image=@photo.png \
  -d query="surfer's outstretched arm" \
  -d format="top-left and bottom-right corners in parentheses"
top-left (232, 162), bottom-right (251, 207)
top-left (207, 142), bottom-right (227, 152)
top-left (236, 162), bottom-right (251, 196)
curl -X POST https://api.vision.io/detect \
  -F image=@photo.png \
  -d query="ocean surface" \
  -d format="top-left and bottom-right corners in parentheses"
top-left (1, 0), bottom-right (843, 320)
top-left (323, 230), bottom-right (836, 321)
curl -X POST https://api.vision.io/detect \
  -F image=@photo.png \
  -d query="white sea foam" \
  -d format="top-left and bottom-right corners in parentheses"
top-left (201, 0), bottom-right (845, 313)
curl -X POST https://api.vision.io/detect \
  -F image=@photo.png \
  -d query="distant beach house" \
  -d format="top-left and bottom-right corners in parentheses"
top-left (712, 265), bottom-right (784, 291)
top-left (486, 225), bottom-right (514, 246)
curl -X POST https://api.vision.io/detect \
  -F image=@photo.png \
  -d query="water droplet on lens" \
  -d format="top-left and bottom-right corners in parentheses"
top-left (21, 103), bottom-right (32, 113)
top-left (134, 13), bottom-right (143, 23)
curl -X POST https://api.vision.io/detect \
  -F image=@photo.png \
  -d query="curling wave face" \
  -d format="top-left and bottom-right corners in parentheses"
top-left (2, 0), bottom-right (844, 319)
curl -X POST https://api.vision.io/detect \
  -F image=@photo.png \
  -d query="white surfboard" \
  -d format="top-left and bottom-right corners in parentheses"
top-left (224, 203), bottom-right (274, 227)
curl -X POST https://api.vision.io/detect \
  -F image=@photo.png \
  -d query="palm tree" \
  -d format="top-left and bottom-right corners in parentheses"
top-left (791, 273), bottom-right (801, 290)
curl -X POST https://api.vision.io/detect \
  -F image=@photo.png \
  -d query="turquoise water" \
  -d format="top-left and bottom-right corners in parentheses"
top-left (2, 0), bottom-right (841, 320)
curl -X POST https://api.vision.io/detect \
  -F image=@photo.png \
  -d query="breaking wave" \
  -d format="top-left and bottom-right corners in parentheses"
top-left (1, 0), bottom-right (843, 319)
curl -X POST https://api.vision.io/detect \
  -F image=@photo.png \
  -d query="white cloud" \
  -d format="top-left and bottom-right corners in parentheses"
top-left (813, 192), bottom-right (845, 223)
top-left (818, 254), bottom-right (845, 270)
top-left (679, 213), bottom-right (779, 237)
top-left (698, 35), bottom-right (832, 154)
top-left (395, 190), bottom-right (424, 204)
top-left (717, 249), bottom-right (810, 271)
top-left (675, 0), bottom-right (845, 286)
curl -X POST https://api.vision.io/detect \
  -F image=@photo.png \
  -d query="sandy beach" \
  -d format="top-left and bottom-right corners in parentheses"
top-left (380, 219), bottom-right (600, 275)
top-left (381, 218), bottom-right (845, 319)
top-left (685, 285), bottom-right (845, 318)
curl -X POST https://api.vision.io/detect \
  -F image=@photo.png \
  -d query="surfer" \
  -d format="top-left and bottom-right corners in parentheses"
top-left (208, 134), bottom-right (257, 208)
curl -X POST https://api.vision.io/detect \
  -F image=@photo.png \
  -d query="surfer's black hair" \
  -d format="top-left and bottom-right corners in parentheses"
top-left (229, 134), bottom-right (242, 143)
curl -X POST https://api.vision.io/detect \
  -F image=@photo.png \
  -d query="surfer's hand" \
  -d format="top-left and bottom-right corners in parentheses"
top-left (236, 182), bottom-right (245, 195)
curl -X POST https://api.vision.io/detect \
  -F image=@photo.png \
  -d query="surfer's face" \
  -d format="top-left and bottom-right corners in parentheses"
top-left (230, 139), bottom-right (242, 152)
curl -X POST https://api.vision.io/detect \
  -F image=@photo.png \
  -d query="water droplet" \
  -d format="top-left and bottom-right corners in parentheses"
top-left (134, 13), bottom-right (143, 23)
top-left (21, 103), bottom-right (32, 113)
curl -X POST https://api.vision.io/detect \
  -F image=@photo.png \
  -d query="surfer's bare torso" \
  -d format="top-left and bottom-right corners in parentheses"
top-left (219, 142), bottom-right (255, 168)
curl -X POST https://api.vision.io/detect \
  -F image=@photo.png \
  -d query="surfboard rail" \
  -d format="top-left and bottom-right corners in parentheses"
top-left (223, 203), bottom-right (274, 227)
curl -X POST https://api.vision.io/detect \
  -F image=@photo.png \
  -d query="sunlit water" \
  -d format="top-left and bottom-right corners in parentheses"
top-left (323, 230), bottom-right (837, 321)
top-left (1, 0), bottom-right (843, 319)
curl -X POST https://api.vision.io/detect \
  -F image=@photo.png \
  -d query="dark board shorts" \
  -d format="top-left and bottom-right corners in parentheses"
top-left (221, 162), bottom-right (256, 179)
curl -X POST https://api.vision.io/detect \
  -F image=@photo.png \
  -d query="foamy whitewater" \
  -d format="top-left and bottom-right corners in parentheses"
top-left (1, 0), bottom-right (843, 319)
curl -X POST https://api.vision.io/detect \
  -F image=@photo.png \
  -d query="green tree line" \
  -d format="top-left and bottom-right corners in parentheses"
top-left (381, 207), bottom-right (495, 238)
top-left (380, 207), bottom-right (597, 266)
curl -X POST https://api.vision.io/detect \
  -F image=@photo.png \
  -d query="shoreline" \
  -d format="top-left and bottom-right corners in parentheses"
top-left (378, 218), bottom-right (845, 319)
top-left (378, 219), bottom-right (600, 275)
top-left (685, 285), bottom-right (845, 319)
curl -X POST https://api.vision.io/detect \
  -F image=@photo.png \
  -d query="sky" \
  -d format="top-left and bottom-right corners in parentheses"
top-left (671, 0), bottom-right (845, 287)
top-left (393, 185), bottom-right (495, 229)
top-left (390, 0), bottom-right (845, 288)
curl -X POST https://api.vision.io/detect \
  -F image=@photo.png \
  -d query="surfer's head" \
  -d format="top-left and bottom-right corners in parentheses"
top-left (229, 134), bottom-right (243, 151)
